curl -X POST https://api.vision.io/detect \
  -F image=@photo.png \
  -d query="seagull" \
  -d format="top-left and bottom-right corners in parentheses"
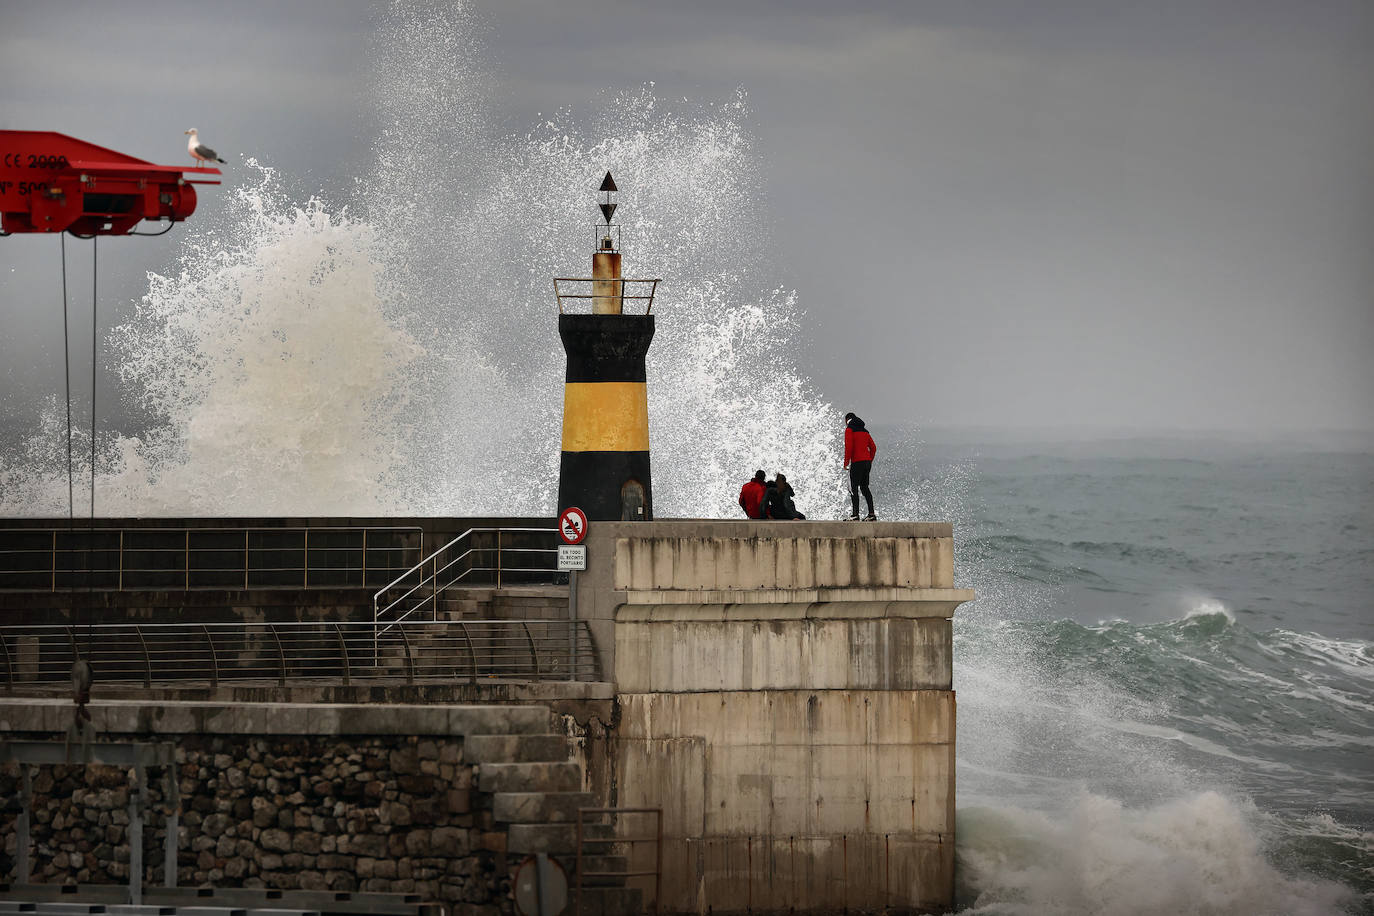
top-left (184, 128), bottom-right (226, 166)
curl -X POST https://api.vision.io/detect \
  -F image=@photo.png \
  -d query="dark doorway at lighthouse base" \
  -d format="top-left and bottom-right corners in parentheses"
top-left (558, 450), bottom-right (652, 521)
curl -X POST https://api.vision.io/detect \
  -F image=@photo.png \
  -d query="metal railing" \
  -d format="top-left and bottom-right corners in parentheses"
top-left (553, 277), bottom-right (660, 314)
top-left (575, 807), bottom-right (663, 916)
top-left (0, 619), bottom-right (600, 689)
top-left (374, 527), bottom-right (560, 628)
top-left (0, 526), bottom-right (424, 591)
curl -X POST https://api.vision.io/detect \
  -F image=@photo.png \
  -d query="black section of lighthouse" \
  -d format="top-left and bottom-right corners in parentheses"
top-left (555, 172), bottom-right (660, 522)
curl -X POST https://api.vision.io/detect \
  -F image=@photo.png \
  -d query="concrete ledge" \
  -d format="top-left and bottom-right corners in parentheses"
top-left (1, 680), bottom-right (617, 705)
top-left (615, 592), bottom-right (974, 619)
top-left (0, 699), bottom-right (552, 737)
top-left (613, 535), bottom-right (956, 591)
top-left (607, 520), bottom-right (954, 538)
top-left (615, 616), bottom-right (953, 692)
top-left (618, 690), bottom-right (954, 745)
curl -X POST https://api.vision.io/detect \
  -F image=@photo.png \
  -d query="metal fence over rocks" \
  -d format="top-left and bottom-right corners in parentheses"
top-left (0, 619), bottom-right (600, 690)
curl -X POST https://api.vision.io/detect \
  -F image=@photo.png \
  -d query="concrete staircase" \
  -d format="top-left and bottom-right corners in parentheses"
top-left (435, 586), bottom-right (570, 621)
top-left (471, 717), bottom-right (644, 916)
top-left (385, 586), bottom-right (582, 682)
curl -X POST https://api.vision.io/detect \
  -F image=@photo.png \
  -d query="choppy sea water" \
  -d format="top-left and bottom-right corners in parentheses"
top-left (880, 430), bottom-right (1373, 914)
top-left (0, 1), bottom-right (1368, 911)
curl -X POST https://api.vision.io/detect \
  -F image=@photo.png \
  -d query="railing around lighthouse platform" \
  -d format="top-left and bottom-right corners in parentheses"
top-left (553, 277), bottom-right (660, 314)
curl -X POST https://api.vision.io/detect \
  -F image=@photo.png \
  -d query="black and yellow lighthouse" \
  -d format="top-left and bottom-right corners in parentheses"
top-left (554, 172), bottom-right (660, 521)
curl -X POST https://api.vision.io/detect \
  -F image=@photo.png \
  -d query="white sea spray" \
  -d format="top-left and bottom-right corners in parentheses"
top-left (1, 3), bottom-right (1367, 911)
top-left (956, 792), bottom-right (1353, 915)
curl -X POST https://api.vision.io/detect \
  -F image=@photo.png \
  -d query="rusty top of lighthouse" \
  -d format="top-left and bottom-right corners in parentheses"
top-left (552, 171), bottom-right (660, 315)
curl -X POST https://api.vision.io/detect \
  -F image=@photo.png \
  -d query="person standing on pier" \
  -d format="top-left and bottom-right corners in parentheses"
top-left (844, 412), bottom-right (877, 520)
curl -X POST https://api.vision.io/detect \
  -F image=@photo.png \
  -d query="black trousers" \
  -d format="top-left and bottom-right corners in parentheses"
top-left (849, 460), bottom-right (874, 517)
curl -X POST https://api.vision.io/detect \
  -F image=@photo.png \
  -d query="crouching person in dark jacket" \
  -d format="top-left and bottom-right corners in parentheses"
top-left (761, 473), bottom-right (806, 520)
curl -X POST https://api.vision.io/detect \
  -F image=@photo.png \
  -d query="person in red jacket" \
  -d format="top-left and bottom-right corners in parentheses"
top-left (738, 469), bottom-right (767, 518)
top-left (843, 413), bottom-right (877, 520)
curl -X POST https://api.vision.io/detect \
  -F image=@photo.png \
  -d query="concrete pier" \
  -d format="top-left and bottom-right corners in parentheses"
top-left (0, 518), bottom-right (973, 914)
top-left (572, 521), bottom-right (973, 914)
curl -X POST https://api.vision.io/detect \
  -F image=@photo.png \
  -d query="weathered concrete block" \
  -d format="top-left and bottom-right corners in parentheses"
top-left (932, 536), bottom-right (954, 588)
top-left (447, 705), bottom-right (550, 737)
top-left (493, 791), bottom-right (598, 823)
top-left (573, 886), bottom-right (645, 916)
top-left (463, 734), bottom-right (569, 763)
top-left (506, 822), bottom-right (577, 854)
top-left (615, 616), bottom-right (952, 693)
top-left (613, 736), bottom-right (707, 838)
top-left (477, 761), bottom-right (581, 794)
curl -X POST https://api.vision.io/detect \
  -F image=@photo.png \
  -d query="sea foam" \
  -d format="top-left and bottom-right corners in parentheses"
top-left (956, 792), bottom-right (1353, 915)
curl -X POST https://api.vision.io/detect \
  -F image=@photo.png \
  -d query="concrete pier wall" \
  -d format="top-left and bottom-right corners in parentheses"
top-left (0, 517), bottom-right (973, 914)
top-left (573, 521), bottom-right (973, 914)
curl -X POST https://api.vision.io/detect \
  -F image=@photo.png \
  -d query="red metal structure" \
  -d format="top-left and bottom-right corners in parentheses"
top-left (0, 131), bottom-right (220, 236)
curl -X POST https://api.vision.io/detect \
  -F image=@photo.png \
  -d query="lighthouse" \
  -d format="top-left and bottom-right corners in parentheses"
top-left (554, 172), bottom-right (660, 521)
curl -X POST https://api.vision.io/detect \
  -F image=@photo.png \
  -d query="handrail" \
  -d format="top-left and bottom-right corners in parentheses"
top-left (373, 526), bottom-right (559, 630)
top-left (0, 525), bottom-right (424, 592)
top-left (202, 625), bottom-right (218, 687)
top-left (553, 277), bottom-right (661, 315)
top-left (267, 625), bottom-right (286, 687)
top-left (0, 619), bottom-right (600, 688)
top-left (333, 624), bottom-right (350, 686)
top-left (575, 807), bottom-right (663, 916)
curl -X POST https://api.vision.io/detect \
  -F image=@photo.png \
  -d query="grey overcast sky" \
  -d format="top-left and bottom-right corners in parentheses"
top-left (2, 0), bottom-right (1371, 433)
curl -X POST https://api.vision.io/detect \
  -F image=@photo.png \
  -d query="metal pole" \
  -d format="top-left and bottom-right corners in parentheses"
top-left (184, 529), bottom-right (189, 590)
top-left (575, 808), bottom-right (584, 916)
top-left (362, 528), bottom-right (368, 588)
top-left (51, 529), bottom-right (56, 592)
top-left (17, 763), bottom-right (31, 882)
top-left (164, 764), bottom-right (180, 888)
top-left (268, 625), bottom-right (286, 687)
top-left (244, 529), bottom-right (249, 590)
top-left (304, 528), bottom-right (309, 588)
top-left (569, 570), bottom-right (579, 680)
top-left (130, 760), bottom-right (144, 904)
top-left (118, 529), bottom-right (124, 590)
top-left (655, 809), bottom-right (663, 916)
top-left (497, 529), bottom-right (502, 589)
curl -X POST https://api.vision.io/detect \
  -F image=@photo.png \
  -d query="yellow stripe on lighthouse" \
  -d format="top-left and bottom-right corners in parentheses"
top-left (560, 382), bottom-right (650, 452)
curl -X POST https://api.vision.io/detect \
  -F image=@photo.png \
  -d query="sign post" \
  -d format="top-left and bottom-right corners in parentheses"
top-left (558, 508), bottom-right (589, 679)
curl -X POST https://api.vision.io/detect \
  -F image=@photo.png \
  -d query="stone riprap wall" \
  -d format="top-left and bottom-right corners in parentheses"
top-left (1, 762), bottom-right (138, 885)
top-left (0, 700), bottom-right (564, 913)
top-left (1, 735), bottom-right (493, 904)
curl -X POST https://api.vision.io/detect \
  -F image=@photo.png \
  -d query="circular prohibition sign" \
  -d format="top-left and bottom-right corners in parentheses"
top-left (558, 507), bottom-right (588, 545)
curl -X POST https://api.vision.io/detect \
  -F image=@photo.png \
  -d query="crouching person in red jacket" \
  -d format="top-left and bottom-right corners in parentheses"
top-left (738, 469), bottom-right (767, 518)
top-left (843, 412), bottom-right (877, 520)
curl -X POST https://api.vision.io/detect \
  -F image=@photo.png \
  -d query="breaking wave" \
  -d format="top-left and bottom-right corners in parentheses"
top-left (1, 0), bottom-right (842, 518)
top-left (1, 4), bottom-right (1368, 913)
